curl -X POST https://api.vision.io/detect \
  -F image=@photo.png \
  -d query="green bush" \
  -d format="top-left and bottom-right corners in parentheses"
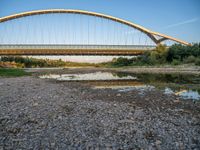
top-left (195, 58), bottom-right (200, 66)
top-left (139, 52), bottom-right (151, 65)
top-left (184, 56), bottom-right (196, 63)
top-left (141, 44), bottom-right (168, 65)
top-left (172, 59), bottom-right (181, 66)
top-left (167, 43), bottom-right (200, 62)
top-left (111, 57), bottom-right (133, 67)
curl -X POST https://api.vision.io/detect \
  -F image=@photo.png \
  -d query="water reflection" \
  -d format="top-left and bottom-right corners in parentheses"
top-left (40, 72), bottom-right (136, 81)
top-left (39, 71), bottom-right (200, 101)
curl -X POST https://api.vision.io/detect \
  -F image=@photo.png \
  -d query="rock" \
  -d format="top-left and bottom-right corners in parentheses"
top-left (58, 116), bottom-right (62, 120)
top-left (156, 140), bottom-right (162, 145)
top-left (173, 99), bottom-right (180, 103)
top-left (50, 142), bottom-right (56, 147)
top-left (32, 102), bottom-right (38, 106)
top-left (116, 93), bottom-right (121, 97)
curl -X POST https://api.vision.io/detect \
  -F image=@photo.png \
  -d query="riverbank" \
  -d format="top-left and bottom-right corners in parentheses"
top-left (23, 65), bottom-right (200, 75)
top-left (0, 68), bottom-right (200, 149)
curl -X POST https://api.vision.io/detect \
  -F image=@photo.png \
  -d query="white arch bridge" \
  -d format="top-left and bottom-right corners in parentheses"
top-left (0, 9), bottom-right (190, 56)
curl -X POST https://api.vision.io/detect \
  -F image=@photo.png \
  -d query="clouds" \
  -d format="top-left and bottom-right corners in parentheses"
top-left (163, 18), bottom-right (199, 29)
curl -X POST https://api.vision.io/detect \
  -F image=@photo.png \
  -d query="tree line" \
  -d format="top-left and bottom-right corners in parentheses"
top-left (111, 43), bottom-right (200, 67)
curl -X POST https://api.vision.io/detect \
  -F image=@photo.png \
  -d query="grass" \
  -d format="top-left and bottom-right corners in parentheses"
top-left (0, 68), bottom-right (31, 77)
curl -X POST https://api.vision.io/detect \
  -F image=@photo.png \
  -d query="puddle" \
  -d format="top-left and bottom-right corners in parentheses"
top-left (163, 88), bottom-right (200, 100)
top-left (40, 71), bottom-right (200, 101)
top-left (118, 85), bottom-right (155, 92)
top-left (177, 90), bottom-right (200, 100)
top-left (40, 72), bottom-right (136, 81)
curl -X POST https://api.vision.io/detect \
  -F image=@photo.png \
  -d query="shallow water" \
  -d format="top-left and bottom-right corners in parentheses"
top-left (40, 72), bottom-right (136, 81)
top-left (40, 71), bottom-right (200, 101)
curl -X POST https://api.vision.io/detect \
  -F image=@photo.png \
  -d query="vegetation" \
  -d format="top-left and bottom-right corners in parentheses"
top-left (109, 43), bottom-right (200, 67)
top-left (0, 68), bottom-right (31, 77)
top-left (0, 57), bottom-right (101, 68)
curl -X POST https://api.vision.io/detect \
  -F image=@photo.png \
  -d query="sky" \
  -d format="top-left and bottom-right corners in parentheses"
top-left (0, 0), bottom-right (200, 43)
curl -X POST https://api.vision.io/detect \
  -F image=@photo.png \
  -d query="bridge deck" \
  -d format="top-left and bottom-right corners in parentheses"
top-left (0, 45), bottom-right (155, 56)
top-left (0, 49), bottom-right (148, 56)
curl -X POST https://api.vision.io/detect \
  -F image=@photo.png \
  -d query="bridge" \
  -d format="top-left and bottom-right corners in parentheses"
top-left (0, 45), bottom-right (156, 56)
top-left (0, 9), bottom-right (190, 56)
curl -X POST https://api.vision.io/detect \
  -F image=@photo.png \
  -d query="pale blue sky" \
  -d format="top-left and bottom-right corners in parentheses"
top-left (0, 0), bottom-right (200, 43)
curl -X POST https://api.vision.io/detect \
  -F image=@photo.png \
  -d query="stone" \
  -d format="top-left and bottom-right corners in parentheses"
top-left (156, 140), bottom-right (162, 145)
top-left (173, 99), bottom-right (180, 103)
top-left (116, 93), bottom-right (121, 97)
top-left (33, 102), bottom-right (38, 106)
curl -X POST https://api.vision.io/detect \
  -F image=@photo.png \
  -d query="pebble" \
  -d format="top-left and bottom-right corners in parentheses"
top-left (116, 93), bottom-right (121, 97)
top-left (156, 140), bottom-right (162, 145)
top-left (32, 102), bottom-right (38, 106)
top-left (0, 74), bottom-right (199, 149)
top-left (174, 99), bottom-right (180, 103)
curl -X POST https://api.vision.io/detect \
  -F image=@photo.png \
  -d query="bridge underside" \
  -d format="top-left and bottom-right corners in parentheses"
top-left (0, 49), bottom-right (146, 56)
top-left (0, 45), bottom-right (154, 56)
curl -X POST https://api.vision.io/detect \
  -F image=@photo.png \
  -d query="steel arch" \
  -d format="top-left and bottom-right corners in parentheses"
top-left (0, 9), bottom-right (190, 46)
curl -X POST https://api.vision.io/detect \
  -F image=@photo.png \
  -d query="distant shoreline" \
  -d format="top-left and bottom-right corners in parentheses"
top-left (116, 66), bottom-right (200, 75)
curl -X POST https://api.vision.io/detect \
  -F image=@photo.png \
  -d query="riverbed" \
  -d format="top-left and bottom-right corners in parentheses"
top-left (0, 68), bottom-right (200, 149)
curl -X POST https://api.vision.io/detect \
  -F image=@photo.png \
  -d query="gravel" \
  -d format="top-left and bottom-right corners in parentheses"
top-left (0, 73), bottom-right (200, 149)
